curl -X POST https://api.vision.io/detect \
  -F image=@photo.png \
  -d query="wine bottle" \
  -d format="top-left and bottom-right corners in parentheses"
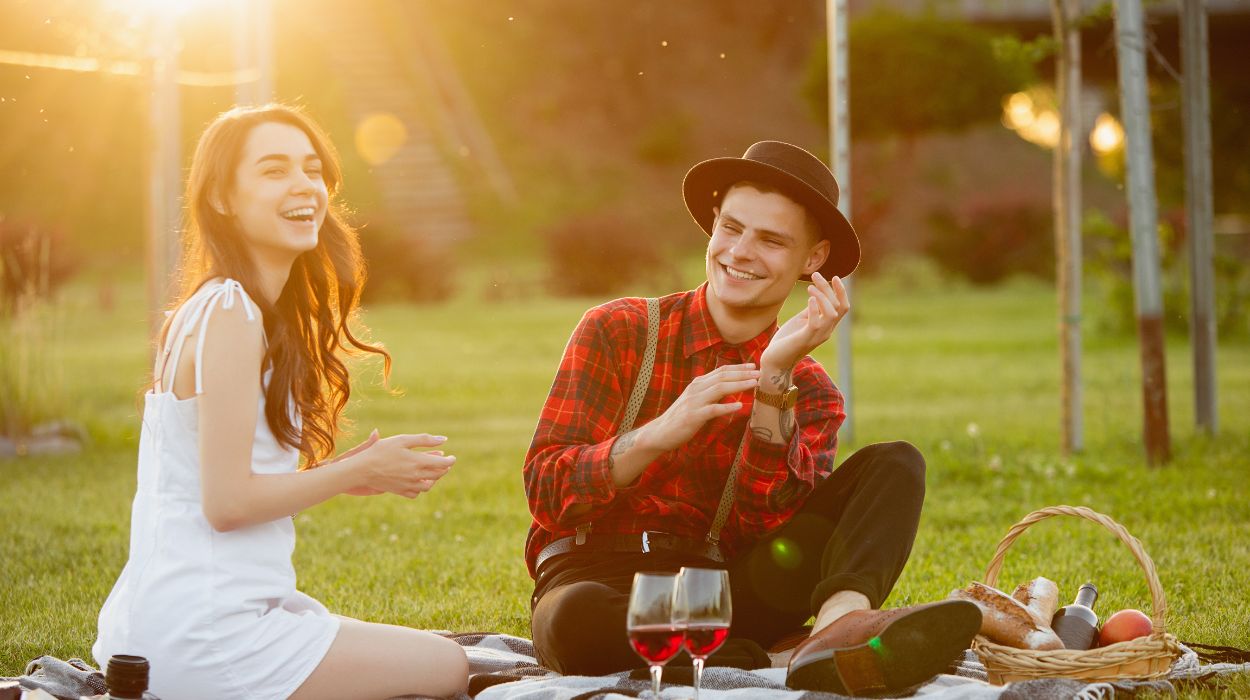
top-left (104, 655), bottom-right (149, 700)
top-left (1051, 583), bottom-right (1100, 650)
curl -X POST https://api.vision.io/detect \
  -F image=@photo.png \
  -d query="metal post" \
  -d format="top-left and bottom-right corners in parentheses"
top-left (1181, 0), bottom-right (1218, 434)
top-left (146, 11), bottom-right (181, 337)
top-left (827, 0), bottom-right (853, 445)
top-left (1051, 0), bottom-right (1084, 455)
top-left (1114, 0), bottom-right (1171, 465)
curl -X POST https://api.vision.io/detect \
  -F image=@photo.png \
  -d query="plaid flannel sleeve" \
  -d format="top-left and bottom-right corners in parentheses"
top-left (734, 359), bottom-right (844, 533)
top-left (523, 304), bottom-right (634, 532)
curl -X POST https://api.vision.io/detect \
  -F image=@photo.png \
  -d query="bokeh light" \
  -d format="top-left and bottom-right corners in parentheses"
top-left (1001, 89), bottom-right (1060, 150)
top-left (1089, 113), bottom-right (1125, 155)
top-left (769, 537), bottom-right (803, 570)
top-left (355, 112), bottom-right (408, 166)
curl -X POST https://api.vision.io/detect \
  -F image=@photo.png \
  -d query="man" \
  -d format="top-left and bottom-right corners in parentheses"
top-left (522, 141), bottom-right (980, 696)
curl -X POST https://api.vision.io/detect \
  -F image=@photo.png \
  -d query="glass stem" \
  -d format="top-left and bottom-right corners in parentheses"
top-left (693, 657), bottom-right (705, 700)
top-left (650, 663), bottom-right (662, 697)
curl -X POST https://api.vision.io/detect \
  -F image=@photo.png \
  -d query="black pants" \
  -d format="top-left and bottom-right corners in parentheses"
top-left (529, 441), bottom-right (926, 675)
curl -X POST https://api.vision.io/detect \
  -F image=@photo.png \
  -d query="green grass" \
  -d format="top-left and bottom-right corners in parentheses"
top-left (2, 267), bottom-right (1248, 696)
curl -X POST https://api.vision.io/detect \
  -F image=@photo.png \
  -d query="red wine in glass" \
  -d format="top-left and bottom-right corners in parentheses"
top-left (629, 624), bottom-right (685, 665)
top-left (676, 568), bottom-right (732, 700)
top-left (627, 572), bottom-right (682, 698)
top-left (683, 624), bottom-right (730, 658)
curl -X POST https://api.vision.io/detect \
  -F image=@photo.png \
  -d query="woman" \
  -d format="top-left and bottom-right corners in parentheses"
top-left (94, 104), bottom-right (469, 699)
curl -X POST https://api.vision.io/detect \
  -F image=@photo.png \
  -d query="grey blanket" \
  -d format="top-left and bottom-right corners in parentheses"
top-left (451, 634), bottom-right (1245, 700)
top-left (6, 635), bottom-right (1245, 699)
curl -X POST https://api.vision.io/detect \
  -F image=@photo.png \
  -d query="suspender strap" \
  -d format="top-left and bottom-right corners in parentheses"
top-left (575, 297), bottom-right (660, 544)
top-left (621, 297), bottom-right (661, 434)
top-left (575, 296), bottom-right (743, 548)
top-left (705, 433), bottom-right (746, 545)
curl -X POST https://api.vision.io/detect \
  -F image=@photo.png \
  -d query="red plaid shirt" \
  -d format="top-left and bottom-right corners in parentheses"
top-left (523, 284), bottom-right (846, 578)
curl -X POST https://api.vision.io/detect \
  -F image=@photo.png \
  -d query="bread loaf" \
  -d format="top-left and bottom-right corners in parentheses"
top-left (1011, 576), bottom-right (1060, 629)
top-left (949, 582), bottom-right (1064, 650)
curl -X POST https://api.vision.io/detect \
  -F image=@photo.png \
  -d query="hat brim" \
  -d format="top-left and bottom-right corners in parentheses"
top-left (683, 157), bottom-right (860, 280)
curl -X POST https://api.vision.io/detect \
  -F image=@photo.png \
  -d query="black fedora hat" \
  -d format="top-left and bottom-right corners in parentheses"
top-left (683, 140), bottom-right (860, 280)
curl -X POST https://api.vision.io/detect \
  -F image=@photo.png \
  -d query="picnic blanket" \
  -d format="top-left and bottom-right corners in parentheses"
top-left (6, 635), bottom-right (1247, 699)
top-left (449, 633), bottom-right (1247, 700)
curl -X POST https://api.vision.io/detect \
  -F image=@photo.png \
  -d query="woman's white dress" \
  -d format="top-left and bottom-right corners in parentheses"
top-left (94, 279), bottom-right (339, 699)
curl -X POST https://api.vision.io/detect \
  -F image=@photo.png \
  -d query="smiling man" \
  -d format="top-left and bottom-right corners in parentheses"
top-left (522, 141), bottom-right (981, 696)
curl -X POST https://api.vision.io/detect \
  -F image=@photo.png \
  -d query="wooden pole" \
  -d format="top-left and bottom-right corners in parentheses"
top-left (1051, 0), bottom-right (1084, 455)
top-left (1114, 0), bottom-right (1171, 465)
top-left (1181, 0), bottom-right (1218, 434)
top-left (233, 0), bottom-right (255, 106)
top-left (254, 0), bottom-right (274, 102)
top-left (827, 0), bottom-right (854, 445)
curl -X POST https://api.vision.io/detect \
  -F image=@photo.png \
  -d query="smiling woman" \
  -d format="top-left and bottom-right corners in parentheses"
top-left (91, 104), bottom-right (470, 700)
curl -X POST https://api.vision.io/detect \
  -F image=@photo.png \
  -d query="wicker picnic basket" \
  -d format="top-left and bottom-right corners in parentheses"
top-left (972, 505), bottom-right (1183, 684)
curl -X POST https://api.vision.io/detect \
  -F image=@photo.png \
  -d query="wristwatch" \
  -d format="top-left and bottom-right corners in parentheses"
top-left (754, 385), bottom-right (799, 411)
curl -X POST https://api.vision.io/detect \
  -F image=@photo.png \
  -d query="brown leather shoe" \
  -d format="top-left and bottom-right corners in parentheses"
top-left (785, 600), bottom-right (981, 696)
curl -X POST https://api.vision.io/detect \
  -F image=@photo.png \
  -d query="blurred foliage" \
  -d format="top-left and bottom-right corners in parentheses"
top-left (1149, 82), bottom-right (1250, 214)
top-left (802, 11), bottom-right (1035, 139)
top-left (634, 111), bottom-right (694, 166)
top-left (1085, 210), bottom-right (1249, 337)
top-left (926, 192), bottom-right (1054, 285)
top-left (358, 227), bottom-right (457, 304)
top-left (0, 218), bottom-right (78, 313)
top-left (0, 222), bottom-right (69, 437)
top-left (543, 208), bottom-right (674, 297)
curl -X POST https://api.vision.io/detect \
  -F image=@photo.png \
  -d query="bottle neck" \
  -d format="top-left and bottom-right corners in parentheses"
top-left (1074, 583), bottom-right (1099, 609)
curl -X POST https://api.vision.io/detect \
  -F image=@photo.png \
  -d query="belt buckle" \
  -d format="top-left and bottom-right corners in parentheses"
top-left (641, 531), bottom-right (650, 554)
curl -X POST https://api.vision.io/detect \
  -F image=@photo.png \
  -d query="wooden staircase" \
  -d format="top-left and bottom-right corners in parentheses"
top-left (315, 0), bottom-right (512, 245)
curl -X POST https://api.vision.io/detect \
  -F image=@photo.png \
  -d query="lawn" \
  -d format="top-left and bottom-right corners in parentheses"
top-left (2, 267), bottom-right (1248, 696)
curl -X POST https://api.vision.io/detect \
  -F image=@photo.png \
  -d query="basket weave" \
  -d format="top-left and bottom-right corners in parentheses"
top-left (972, 505), bottom-right (1182, 684)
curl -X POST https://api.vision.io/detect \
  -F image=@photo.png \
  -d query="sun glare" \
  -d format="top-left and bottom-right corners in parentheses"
top-left (107, 0), bottom-right (205, 19)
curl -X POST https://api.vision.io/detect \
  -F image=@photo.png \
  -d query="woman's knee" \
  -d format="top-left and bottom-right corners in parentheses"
top-left (422, 634), bottom-right (469, 698)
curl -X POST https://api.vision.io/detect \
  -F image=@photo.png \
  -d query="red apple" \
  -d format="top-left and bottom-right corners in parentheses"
top-left (1098, 609), bottom-right (1154, 646)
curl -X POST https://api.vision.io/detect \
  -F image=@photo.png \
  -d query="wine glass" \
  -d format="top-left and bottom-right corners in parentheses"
top-left (675, 567), bottom-right (732, 700)
top-left (627, 572), bottom-right (684, 698)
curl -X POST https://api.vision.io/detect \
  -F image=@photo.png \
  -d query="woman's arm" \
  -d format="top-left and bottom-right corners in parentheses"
top-left (196, 300), bottom-right (453, 532)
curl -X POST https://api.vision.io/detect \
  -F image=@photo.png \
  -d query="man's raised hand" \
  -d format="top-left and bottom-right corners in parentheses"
top-left (760, 272), bottom-right (849, 377)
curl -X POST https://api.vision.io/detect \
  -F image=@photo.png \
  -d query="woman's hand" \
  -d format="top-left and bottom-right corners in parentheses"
top-left (330, 429), bottom-right (383, 495)
top-left (350, 433), bottom-right (456, 498)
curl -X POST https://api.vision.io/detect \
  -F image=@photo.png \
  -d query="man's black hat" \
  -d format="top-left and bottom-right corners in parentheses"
top-left (683, 140), bottom-right (860, 280)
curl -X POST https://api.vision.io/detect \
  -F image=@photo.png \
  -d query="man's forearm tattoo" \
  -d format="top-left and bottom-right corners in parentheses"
top-left (751, 426), bottom-right (775, 442)
top-left (610, 428), bottom-right (640, 468)
top-left (767, 369), bottom-right (792, 391)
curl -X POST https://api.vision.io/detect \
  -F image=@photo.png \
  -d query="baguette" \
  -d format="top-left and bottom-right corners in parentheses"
top-left (949, 582), bottom-right (1064, 650)
top-left (1011, 576), bottom-right (1060, 629)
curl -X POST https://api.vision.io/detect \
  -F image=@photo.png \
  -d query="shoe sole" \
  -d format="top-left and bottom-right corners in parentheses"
top-left (786, 600), bottom-right (982, 696)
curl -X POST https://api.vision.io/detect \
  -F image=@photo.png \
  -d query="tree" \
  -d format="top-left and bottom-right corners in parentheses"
top-left (801, 11), bottom-right (1034, 270)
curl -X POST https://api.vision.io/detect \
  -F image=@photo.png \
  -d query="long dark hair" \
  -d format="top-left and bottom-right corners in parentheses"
top-left (162, 103), bottom-right (390, 467)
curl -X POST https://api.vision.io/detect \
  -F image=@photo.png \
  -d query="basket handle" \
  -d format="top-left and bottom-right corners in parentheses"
top-left (982, 505), bottom-right (1168, 634)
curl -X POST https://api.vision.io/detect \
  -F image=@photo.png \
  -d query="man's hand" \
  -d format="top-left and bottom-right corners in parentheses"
top-left (638, 362), bottom-right (760, 453)
top-left (760, 272), bottom-right (849, 378)
top-left (606, 363), bottom-right (759, 487)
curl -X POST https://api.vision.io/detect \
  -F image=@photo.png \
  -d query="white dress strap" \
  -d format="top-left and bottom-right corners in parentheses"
top-left (160, 279), bottom-right (261, 395)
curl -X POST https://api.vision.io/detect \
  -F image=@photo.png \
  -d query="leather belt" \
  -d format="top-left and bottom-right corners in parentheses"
top-left (535, 530), bottom-right (725, 573)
